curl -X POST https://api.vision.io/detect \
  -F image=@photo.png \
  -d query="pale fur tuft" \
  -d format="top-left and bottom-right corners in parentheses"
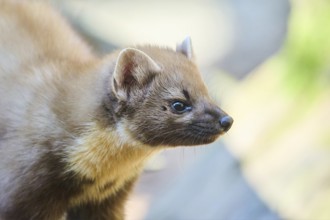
top-left (64, 122), bottom-right (159, 206)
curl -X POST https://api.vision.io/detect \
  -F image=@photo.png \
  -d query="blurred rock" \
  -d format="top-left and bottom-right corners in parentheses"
top-left (218, 0), bottom-right (290, 79)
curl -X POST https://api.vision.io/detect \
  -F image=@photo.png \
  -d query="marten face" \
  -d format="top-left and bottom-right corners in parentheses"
top-left (109, 46), bottom-right (233, 147)
top-left (132, 79), bottom-right (232, 146)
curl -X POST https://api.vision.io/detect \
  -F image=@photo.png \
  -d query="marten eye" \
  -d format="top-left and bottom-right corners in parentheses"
top-left (171, 101), bottom-right (192, 114)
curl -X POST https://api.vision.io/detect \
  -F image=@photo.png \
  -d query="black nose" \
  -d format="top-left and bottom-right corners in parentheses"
top-left (220, 115), bottom-right (233, 132)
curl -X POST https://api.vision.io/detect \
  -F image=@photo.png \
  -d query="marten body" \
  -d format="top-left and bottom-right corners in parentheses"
top-left (0, 1), bottom-right (233, 219)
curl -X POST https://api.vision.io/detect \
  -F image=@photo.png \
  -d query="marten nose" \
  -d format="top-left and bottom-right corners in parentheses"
top-left (219, 115), bottom-right (233, 132)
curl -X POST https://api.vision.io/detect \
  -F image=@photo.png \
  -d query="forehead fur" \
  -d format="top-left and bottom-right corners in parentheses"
top-left (136, 46), bottom-right (209, 100)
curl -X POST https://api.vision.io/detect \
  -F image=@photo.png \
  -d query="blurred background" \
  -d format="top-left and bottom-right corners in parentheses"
top-left (52, 0), bottom-right (330, 219)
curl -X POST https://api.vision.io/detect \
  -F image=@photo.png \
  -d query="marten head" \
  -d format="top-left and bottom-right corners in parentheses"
top-left (106, 38), bottom-right (233, 147)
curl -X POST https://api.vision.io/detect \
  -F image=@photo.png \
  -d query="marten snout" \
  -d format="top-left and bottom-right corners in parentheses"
top-left (202, 104), bottom-right (233, 133)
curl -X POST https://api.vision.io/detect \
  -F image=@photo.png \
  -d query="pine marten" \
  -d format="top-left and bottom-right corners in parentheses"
top-left (0, 1), bottom-right (233, 219)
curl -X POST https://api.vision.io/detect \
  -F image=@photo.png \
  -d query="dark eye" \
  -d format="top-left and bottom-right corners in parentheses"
top-left (171, 101), bottom-right (192, 113)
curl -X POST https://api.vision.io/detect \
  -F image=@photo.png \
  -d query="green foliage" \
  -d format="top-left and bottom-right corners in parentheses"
top-left (280, 0), bottom-right (330, 94)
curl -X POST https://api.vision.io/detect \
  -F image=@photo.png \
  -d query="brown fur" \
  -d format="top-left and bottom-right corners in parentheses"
top-left (0, 1), bottom-right (232, 219)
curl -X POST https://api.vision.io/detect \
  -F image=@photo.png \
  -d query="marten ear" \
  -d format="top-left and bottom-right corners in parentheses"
top-left (176, 36), bottom-right (194, 60)
top-left (112, 48), bottom-right (161, 100)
